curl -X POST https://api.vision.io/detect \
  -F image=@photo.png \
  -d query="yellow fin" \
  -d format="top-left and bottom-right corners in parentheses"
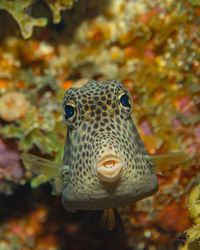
top-left (101, 209), bottom-right (116, 231)
top-left (21, 153), bottom-right (69, 193)
top-left (146, 152), bottom-right (200, 173)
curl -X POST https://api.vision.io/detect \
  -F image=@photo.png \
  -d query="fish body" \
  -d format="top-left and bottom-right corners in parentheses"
top-left (61, 80), bottom-right (158, 211)
top-left (21, 79), bottom-right (197, 216)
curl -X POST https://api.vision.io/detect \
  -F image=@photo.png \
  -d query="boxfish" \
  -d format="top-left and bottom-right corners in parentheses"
top-left (21, 79), bottom-right (199, 230)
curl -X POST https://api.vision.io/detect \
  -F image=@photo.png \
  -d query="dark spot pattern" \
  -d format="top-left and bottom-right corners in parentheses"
top-left (61, 79), bottom-right (158, 211)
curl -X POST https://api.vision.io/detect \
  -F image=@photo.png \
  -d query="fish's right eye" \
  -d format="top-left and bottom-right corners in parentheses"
top-left (64, 103), bottom-right (77, 122)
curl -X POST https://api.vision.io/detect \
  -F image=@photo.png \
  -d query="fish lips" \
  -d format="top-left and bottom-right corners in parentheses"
top-left (96, 155), bottom-right (123, 182)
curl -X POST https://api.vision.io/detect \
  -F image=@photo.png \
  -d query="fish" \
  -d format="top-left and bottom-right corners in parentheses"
top-left (21, 79), bottom-right (199, 231)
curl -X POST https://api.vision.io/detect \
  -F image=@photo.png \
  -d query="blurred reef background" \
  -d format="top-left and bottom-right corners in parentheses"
top-left (0, 0), bottom-right (200, 249)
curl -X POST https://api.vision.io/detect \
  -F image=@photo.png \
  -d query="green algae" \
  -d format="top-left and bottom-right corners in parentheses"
top-left (0, 0), bottom-right (75, 39)
top-left (0, 0), bottom-right (47, 39)
top-left (0, 71), bottom-right (66, 166)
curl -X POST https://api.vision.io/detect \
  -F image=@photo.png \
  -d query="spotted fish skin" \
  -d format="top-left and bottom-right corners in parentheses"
top-left (61, 80), bottom-right (158, 211)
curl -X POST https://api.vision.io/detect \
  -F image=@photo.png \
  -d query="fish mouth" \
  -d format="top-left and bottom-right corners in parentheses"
top-left (96, 155), bottom-right (123, 182)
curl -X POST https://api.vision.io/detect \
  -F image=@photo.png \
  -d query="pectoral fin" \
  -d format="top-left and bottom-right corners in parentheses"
top-left (145, 152), bottom-right (200, 173)
top-left (21, 152), bottom-right (69, 193)
top-left (101, 209), bottom-right (116, 231)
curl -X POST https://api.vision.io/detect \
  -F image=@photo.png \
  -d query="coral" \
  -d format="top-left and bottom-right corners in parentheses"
top-left (0, 0), bottom-right (47, 39)
top-left (188, 183), bottom-right (200, 225)
top-left (0, 0), bottom-right (75, 39)
top-left (0, 204), bottom-right (59, 250)
top-left (44, 0), bottom-right (75, 23)
top-left (182, 183), bottom-right (200, 249)
top-left (183, 224), bottom-right (200, 250)
top-left (0, 138), bottom-right (24, 195)
top-left (0, 92), bottom-right (29, 122)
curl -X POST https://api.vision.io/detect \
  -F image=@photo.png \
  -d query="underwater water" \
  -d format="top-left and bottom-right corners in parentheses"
top-left (0, 0), bottom-right (199, 249)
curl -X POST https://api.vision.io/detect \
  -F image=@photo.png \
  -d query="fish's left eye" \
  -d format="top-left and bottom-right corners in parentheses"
top-left (119, 94), bottom-right (131, 108)
top-left (64, 103), bottom-right (77, 122)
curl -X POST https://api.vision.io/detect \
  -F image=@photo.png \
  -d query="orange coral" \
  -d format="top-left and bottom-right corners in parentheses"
top-left (0, 92), bottom-right (29, 122)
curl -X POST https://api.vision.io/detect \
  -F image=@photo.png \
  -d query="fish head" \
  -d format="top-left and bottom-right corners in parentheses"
top-left (61, 80), bottom-right (158, 211)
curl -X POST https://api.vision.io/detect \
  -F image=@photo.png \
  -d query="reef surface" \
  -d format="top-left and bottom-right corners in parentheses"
top-left (0, 0), bottom-right (199, 249)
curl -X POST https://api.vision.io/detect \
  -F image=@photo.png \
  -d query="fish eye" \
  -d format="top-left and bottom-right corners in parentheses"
top-left (118, 93), bottom-right (131, 109)
top-left (64, 103), bottom-right (77, 122)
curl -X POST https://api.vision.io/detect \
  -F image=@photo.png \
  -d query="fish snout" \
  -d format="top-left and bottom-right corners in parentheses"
top-left (96, 155), bottom-right (123, 182)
